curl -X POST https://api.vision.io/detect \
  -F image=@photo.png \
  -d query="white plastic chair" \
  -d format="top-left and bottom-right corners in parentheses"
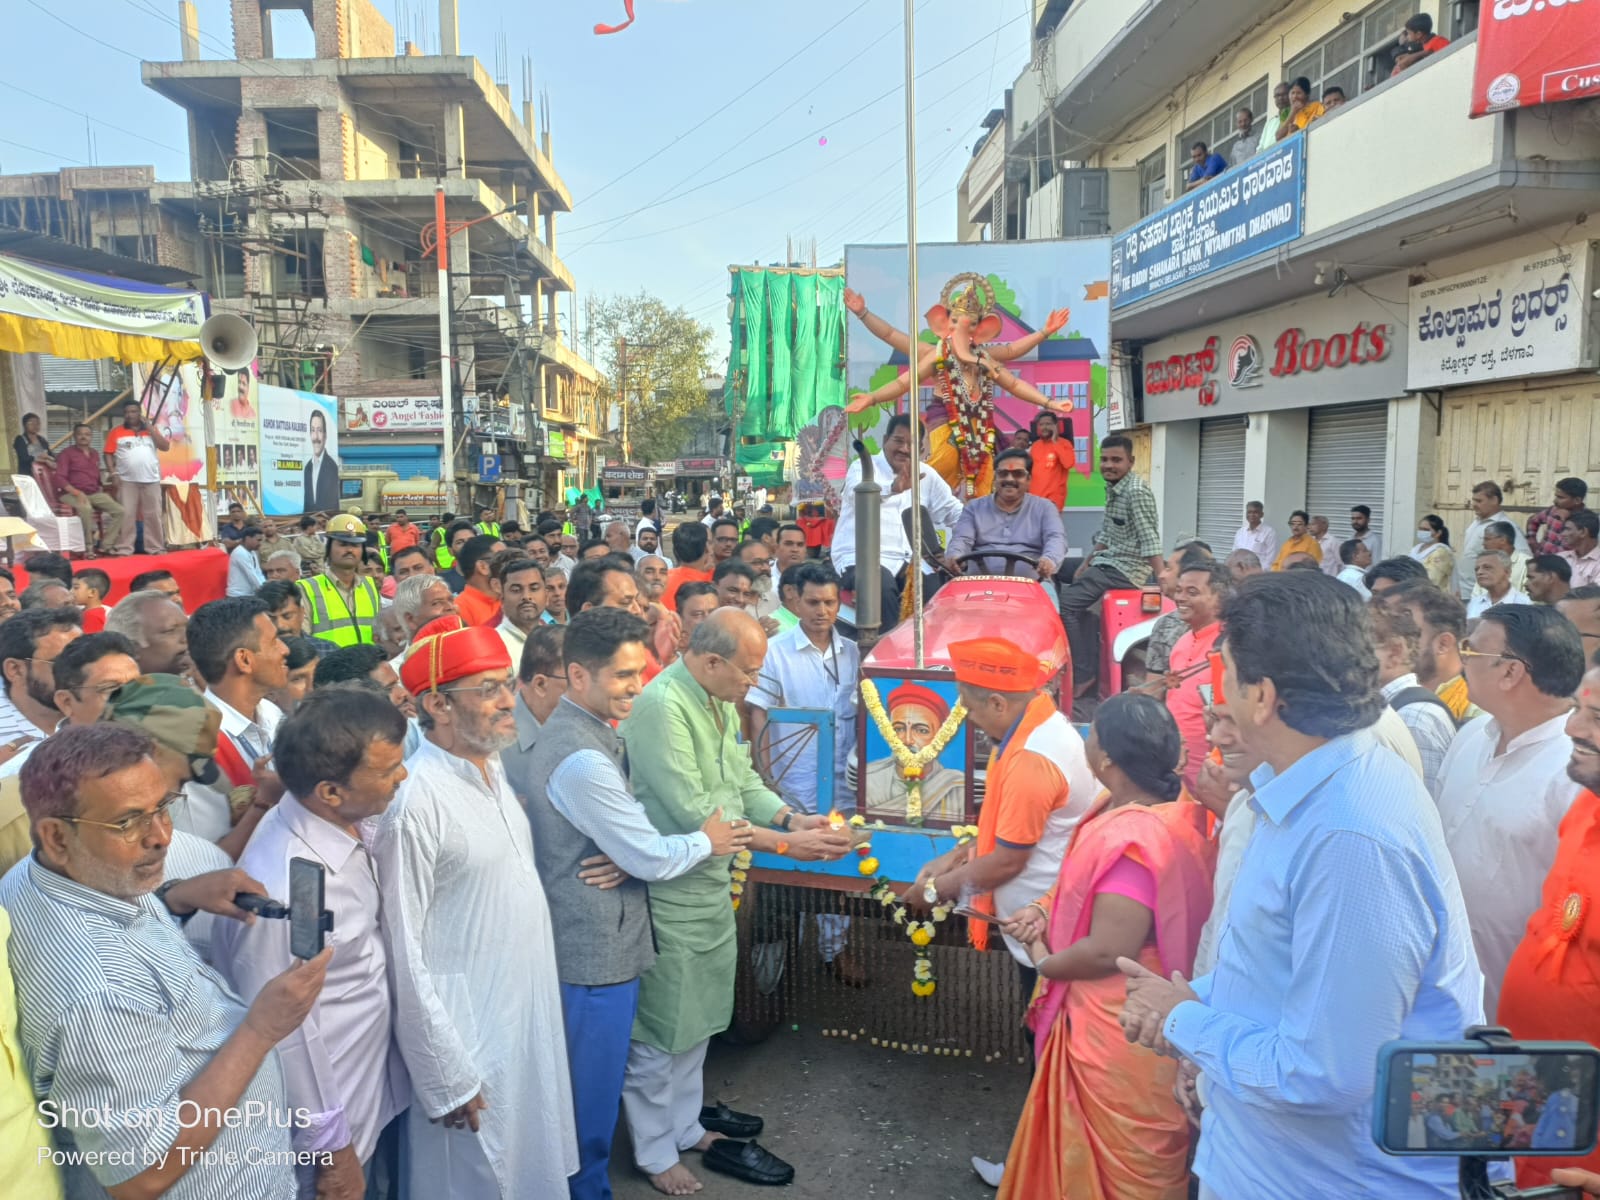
top-left (9, 474), bottom-right (84, 555)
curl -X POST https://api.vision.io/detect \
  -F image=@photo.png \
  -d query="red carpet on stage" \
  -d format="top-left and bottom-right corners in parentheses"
top-left (12, 547), bottom-right (228, 611)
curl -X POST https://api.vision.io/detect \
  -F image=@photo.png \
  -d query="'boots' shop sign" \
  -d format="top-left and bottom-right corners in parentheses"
top-left (1405, 241), bottom-right (1597, 389)
top-left (1140, 287), bottom-right (1409, 422)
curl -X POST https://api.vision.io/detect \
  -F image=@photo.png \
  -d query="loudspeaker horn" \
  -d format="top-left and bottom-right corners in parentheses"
top-left (198, 313), bottom-right (258, 372)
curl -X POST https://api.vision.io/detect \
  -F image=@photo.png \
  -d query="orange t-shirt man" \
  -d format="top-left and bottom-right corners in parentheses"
top-left (1498, 787), bottom-right (1600, 1188)
top-left (662, 566), bottom-right (712, 613)
top-left (1027, 434), bottom-right (1074, 509)
top-left (454, 585), bottom-right (501, 628)
top-left (386, 520), bottom-right (421, 553)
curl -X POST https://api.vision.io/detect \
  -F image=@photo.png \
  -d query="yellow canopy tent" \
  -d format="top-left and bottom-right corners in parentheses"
top-left (0, 252), bottom-right (206, 364)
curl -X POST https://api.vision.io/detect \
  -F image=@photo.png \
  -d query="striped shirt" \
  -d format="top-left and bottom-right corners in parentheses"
top-left (0, 857), bottom-right (296, 1199)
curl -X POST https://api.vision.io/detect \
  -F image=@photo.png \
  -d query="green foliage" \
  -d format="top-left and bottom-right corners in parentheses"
top-left (1091, 362), bottom-right (1108, 412)
top-left (589, 292), bottom-right (716, 464)
top-left (867, 362), bottom-right (901, 392)
top-left (917, 329), bottom-right (939, 345)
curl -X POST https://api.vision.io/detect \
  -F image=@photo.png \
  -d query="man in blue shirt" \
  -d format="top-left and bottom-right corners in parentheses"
top-left (1185, 140), bottom-right (1228, 190)
top-left (1119, 571), bottom-right (1483, 1199)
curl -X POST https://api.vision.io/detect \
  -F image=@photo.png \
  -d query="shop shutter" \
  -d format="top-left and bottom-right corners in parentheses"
top-left (1195, 416), bottom-right (1246, 552)
top-left (1305, 402), bottom-right (1389, 546)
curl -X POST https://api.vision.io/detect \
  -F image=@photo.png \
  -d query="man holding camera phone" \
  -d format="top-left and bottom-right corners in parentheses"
top-left (0, 724), bottom-right (329, 1199)
top-left (217, 687), bottom-right (412, 1200)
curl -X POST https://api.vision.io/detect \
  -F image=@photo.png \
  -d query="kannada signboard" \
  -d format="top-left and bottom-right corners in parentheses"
top-left (1110, 137), bottom-right (1305, 309)
top-left (1142, 284), bottom-right (1409, 423)
top-left (1472, 0), bottom-right (1600, 116)
top-left (1407, 242), bottom-right (1597, 389)
top-left (343, 395), bottom-right (442, 433)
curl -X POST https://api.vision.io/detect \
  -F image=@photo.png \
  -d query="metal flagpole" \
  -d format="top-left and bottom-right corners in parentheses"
top-left (902, 0), bottom-right (925, 669)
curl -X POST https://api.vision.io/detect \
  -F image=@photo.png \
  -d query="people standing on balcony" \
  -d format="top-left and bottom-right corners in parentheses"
top-left (1184, 141), bottom-right (1228, 191)
top-left (1321, 85), bottom-right (1347, 111)
top-left (1528, 477), bottom-right (1588, 555)
top-left (1274, 77), bottom-right (1325, 141)
top-left (1391, 13), bottom-right (1451, 76)
top-left (1257, 81), bottom-right (1290, 153)
top-left (1229, 108), bottom-right (1257, 167)
top-left (1232, 501), bottom-right (1277, 566)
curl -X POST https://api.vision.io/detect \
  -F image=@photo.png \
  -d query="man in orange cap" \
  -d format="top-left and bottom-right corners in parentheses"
top-left (909, 637), bottom-right (1097, 976)
top-left (862, 680), bottom-right (967, 824)
top-left (377, 622), bottom-right (579, 1198)
top-left (1498, 662), bottom-right (1600, 1190)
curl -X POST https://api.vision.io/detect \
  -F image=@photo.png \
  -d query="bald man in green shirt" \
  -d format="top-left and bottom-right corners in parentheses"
top-left (619, 610), bottom-right (851, 1193)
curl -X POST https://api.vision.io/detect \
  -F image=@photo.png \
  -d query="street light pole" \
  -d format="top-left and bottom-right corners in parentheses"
top-left (434, 185), bottom-right (455, 508)
top-left (423, 192), bottom-right (528, 515)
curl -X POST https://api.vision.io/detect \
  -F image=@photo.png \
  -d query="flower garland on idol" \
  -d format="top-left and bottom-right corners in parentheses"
top-left (858, 679), bottom-right (967, 825)
top-left (935, 345), bottom-right (997, 496)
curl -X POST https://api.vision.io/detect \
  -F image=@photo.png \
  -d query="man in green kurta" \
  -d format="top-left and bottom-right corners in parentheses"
top-left (619, 609), bottom-right (851, 1193)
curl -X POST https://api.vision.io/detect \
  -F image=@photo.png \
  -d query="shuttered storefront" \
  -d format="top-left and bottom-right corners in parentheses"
top-left (1305, 401), bottom-right (1389, 546)
top-left (1195, 416), bottom-right (1247, 552)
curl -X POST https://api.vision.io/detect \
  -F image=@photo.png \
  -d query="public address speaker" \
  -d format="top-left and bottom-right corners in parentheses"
top-left (198, 313), bottom-right (258, 372)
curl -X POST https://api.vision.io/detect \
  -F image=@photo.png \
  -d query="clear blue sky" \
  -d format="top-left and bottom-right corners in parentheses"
top-left (2, 0), bottom-right (1031, 368)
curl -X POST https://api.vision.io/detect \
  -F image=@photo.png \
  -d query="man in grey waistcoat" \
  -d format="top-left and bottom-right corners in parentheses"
top-left (505, 607), bottom-right (753, 1200)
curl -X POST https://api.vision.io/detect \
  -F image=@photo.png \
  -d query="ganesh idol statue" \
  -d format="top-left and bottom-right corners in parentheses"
top-left (844, 273), bottom-right (1072, 498)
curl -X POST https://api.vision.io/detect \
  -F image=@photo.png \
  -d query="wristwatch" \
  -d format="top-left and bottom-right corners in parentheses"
top-left (778, 809), bottom-right (794, 831)
top-left (155, 879), bottom-right (194, 925)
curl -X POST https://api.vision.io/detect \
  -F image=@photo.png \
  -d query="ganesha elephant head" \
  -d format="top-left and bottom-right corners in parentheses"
top-left (925, 274), bottom-right (1003, 366)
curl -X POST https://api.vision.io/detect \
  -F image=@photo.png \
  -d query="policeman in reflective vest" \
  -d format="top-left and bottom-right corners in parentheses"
top-left (475, 505), bottom-right (502, 539)
top-left (430, 513), bottom-right (457, 569)
top-left (297, 512), bottom-right (381, 646)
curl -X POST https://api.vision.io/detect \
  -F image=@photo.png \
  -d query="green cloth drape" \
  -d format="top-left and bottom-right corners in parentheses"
top-left (738, 270), bottom-right (769, 436)
top-left (766, 273), bottom-right (794, 438)
top-left (790, 274), bottom-right (819, 428)
top-left (725, 275), bottom-right (743, 417)
top-left (816, 274), bottom-right (846, 412)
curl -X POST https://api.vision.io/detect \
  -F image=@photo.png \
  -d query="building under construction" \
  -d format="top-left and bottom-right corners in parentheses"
top-left (2, 0), bottom-right (603, 511)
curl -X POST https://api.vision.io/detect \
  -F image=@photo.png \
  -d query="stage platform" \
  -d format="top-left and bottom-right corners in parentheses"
top-left (11, 547), bottom-right (227, 610)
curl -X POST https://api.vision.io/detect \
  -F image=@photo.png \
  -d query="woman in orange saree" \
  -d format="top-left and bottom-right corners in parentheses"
top-left (998, 693), bottom-right (1216, 1200)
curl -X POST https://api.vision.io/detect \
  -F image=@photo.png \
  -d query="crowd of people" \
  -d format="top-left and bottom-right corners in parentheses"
top-left (5, 418), bottom-right (1600, 1200)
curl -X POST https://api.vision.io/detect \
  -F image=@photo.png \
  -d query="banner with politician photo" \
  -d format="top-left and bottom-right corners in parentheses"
top-left (129, 362), bottom-right (208, 483)
top-left (257, 384), bottom-right (341, 516)
top-left (213, 362), bottom-right (262, 509)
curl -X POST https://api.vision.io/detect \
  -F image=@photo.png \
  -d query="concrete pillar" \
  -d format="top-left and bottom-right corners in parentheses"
top-left (1242, 409), bottom-right (1309, 530)
top-left (179, 1), bottom-right (201, 59)
top-left (1385, 395), bottom-right (1433, 551)
top-left (438, 0), bottom-right (458, 55)
top-left (1150, 421), bottom-right (1200, 552)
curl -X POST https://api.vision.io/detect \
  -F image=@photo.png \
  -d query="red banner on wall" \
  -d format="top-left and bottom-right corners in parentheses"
top-left (1472, 0), bottom-right (1600, 116)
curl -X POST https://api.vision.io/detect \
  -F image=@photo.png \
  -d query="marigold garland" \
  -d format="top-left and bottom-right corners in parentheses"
top-left (859, 679), bottom-right (967, 825)
top-left (849, 815), bottom-right (980, 997)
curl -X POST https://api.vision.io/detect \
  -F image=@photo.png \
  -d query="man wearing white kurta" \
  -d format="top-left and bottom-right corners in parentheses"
top-left (377, 622), bottom-right (578, 1197)
top-left (1430, 604), bottom-right (1584, 1018)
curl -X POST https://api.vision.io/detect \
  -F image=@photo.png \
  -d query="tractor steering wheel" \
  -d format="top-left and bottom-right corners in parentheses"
top-left (952, 551), bottom-right (1044, 579)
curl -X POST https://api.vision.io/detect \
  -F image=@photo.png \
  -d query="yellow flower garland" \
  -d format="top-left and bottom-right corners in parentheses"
top-left (859, 679), bottom-right (968, 824)
top-left (853, 815), bottom-right (980, 997)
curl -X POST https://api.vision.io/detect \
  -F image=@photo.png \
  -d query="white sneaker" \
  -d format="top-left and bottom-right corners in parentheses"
top-left (971, 1156), bottom-right (1005, 1188)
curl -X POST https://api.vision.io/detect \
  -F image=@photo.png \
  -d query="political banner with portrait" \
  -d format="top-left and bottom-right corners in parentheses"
top-left (129, 362), bottom-right (207, 483)
top-left (257, 385), bottom-right (341, 516)
top-left (213, 363), bottom-right (262, 509)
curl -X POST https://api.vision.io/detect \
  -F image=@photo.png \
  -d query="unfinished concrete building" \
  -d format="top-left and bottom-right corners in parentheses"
top-left (139, 0), bottom-right (603, 505)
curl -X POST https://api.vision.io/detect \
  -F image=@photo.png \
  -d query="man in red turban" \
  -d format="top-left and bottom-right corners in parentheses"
top-left (376, 620), bottom-right (581, 1197)
top-left (862, 681), bottom-right (967, 824)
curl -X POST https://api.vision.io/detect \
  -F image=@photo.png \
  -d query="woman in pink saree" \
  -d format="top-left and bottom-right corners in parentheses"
top-left (998, 693), bottom-right (1216, 1200)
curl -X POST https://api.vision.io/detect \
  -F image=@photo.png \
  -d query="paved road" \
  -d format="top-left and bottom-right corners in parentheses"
top-left (609, 1028), bottom-right (1030, 1198)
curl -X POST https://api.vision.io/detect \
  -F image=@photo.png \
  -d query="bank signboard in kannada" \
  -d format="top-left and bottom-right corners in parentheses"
top-left (1406, 241), bottom-right (1597, 389)
top-left (1110, 137), bottom-right (1305, 310)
